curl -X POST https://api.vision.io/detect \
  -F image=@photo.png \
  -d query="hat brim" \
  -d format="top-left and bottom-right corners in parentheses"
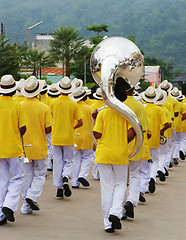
top-left (40, 86), bottom-right (49, 93)
top-left (93, 92), bottom-right (102, 100)
top-left (47, 90), bottom-right (61, 96)
top-left (56, 81), bottom-right (74, 94)
top-left (169, 91), bottom-right (182, 99)
top-left (16, 89), bottom-right (23, 96)
top-left (69, 92), bottom-right (87, 102)
top-left (159, 82), bottom-right (173, 92)
top-left (21, 80), bottom-right (45, 98)
top-left (154, 90), bottom-right (167, 105)
top-left (0, 82), bottom-right (17, 94)
top-left (141, 91), bottom-right (160, 103)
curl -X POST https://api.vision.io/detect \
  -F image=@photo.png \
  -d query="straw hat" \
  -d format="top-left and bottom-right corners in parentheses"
top-left (69, 86), bottom-right (89, 102)
top-left (159, 80), bottom-right (173, 92)
top-left (47, 83), bottom-right (61, 97)
top-left (141, 86), bottom-right (160, 103)
top-left (0, 75), bottom-right (17, 94)
top-left (16, 78), bottom-right (25, 96)
top-left (177, 94), bottom-right (185, 101)
top-left (169, 87), bottom-right (182, 99)
top-left (40, 80), bottom-right (48, 94)
top-left (21, 76), bottom-right (45, 98)
top-left (71, 78), bottom-right (83, 89)
top-left (154, 89), bottom-right (167, 105)
top-left (93, 88), bottom-right (102, 100)
top-left (57, 76), bottom-right (73, 94)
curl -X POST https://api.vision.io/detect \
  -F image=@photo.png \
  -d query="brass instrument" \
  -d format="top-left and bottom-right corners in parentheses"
top-left (90, 37), bottom-right (144, 157)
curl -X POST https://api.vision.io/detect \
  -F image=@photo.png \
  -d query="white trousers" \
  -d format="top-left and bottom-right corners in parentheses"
top-left (21, 159), bottom-right (47, 212)
top-left (165, 137), bottom-right (174, 169)
top-left (140, 160), bottom-right (151, 194)
top-left (180, 132), bottom-right (186, 155)
top-left (158, 142), bottom-right (168, 173)
top-left (98, 164), bottom-right (128, 230)
top-left (71, 149), bottom-right (94, 187)
top-left (91, 151), bottom-right (100, 180)
top-left (52, 145), bottom-right (74, 188)
top-left (123, 160), bottom-right (143, 208)
top-left (150, 148), bottom-right (159, 181)
top-left (173, 132), bottom-right (181, 159)
top-left (0, 157), bottom-right (23, 221)
top-left (46, 134), bottom-right (53, 169)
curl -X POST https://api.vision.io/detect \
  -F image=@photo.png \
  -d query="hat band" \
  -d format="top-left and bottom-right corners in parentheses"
top-left (25, 82), bottom-right (39, 93)
top-left (50, 89), bottom-right (59, 93)
top-left (145, 93), bottom-right (156, 99)
top-left (161, 87), bottom-right (168, 91)
top-left (0, 82), bottom-right (16, 89)
top-left (96, 94), bottom-right (102, 98)
top-left (157, 95), bottom-right (164, 101)
top-left (42, 85), bottom-right (47, 90)
top-left (59, 84), bottom-right (71, 90)
top-left (74, 91), bottom-right (86, 99)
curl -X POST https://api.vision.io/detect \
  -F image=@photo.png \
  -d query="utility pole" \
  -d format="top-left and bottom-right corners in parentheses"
top-left (1, 23), bottom-right (5, 48)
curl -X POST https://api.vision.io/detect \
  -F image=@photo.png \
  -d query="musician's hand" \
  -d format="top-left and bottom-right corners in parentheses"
top-left (92, 109), bottom-right (98, 119)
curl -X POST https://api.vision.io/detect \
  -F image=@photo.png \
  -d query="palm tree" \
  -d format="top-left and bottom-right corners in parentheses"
top-left (23, 49), bottom-right (54, 78)
top-left (49, 26), bottom-right (85, 77)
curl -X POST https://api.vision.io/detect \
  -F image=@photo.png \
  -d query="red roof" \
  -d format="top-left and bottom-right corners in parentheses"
top-left (41, 67), bottom-right (63, 75)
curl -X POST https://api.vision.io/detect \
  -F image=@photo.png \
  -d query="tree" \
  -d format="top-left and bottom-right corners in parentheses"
top-left (86, 24), bottom-right (109, 45)
top-left (49, 26), bottom-right (85, 77)
top-left (70, 45), bottom-right (94, 83)
top-left (22, 49), bottom-right (54, 78)
top-left (0, 36), bottom-right (26, 79)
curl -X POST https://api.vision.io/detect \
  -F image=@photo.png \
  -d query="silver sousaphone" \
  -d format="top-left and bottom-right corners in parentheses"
top-left (90, 36), bottom-right (144, 157)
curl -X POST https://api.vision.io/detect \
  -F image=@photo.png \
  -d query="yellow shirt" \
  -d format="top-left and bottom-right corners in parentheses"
top-left (144, 103), bottom-right (168, 148)
top-left (14, 95), bottom-right (25, 103)
top-left (0, 96), bottom-right (27, 158)
top-left (91, 99), bottom-right (105, 110)
top-left (176, 102), bottom-right (186, 132)
top-left (143, 132), bottom-right (151, 161)
top-left (40, 93), bottom-right (51, 106)
top-left (50, 95), bottom-right (84, 146)
top-left (124, 96), bottom-right (148, 161)
top-left (21, 98), bottom-right (54, 160)
top-left (167, 94), bottom-right (180, 113)
top-left (159, 106), bottom-right (172, 138)
top-left (181, 103), bottom-right (186, 132)
top-left (85, 97), bottom-right (95, 106)
top-left (93, 107), bottom-right (130, 165)
top-left (75, 101), bottom-right (94, 150)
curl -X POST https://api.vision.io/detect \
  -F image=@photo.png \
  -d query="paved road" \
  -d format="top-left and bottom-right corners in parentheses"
top-left (1, 160), bottom-right (186, 240)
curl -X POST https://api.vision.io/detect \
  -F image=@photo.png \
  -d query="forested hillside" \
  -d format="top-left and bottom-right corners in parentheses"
top-left (1, 0), bottom-right (186, 70)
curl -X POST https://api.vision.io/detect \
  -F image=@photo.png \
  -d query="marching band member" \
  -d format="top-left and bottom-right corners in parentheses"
top-left (39, 81), bottom-right (53, 171)
top-left (0, 75), bottom-right (27, 225)
top-left (13, 78), bottom-right (25, 102)
top-left (141, 87), bottom-right (169, 193)
top-left (46, 83), bottom-right (61, 171)
top-left (49, 77), bottom-right (83, 199)
top-left (20, 76), bottom-right (54, 214)
top-left (154, 89), bottom-right (172, 180)
top-left (93, 79), bottom-right (135, 233)
top-left (122, 82), bottom-right (148, 218)
top-left (70, 86), bottom-right (94, 188)
top-left (91, 88), bottom-right (106, 180)
top-left (169, 88), bottom-right (186, 161)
